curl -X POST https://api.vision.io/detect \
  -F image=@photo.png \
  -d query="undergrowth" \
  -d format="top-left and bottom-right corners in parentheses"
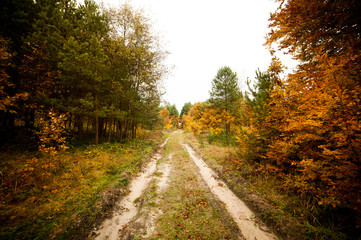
top-left (184, 131), bottom-right (360, 240)
top-left (0, 132), bottom-right (163, 240)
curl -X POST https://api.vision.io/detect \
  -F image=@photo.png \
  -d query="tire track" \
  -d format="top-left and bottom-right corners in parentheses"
top-left (183, 143), bottom-right (278, 240)
top-left (94, 138), bottom-right (169, 240)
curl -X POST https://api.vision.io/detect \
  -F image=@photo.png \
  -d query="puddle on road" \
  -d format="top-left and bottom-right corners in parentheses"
top-left (183, 144), bottom-right (278, 240)
top-left (94, 138), bottom-right (169, 240)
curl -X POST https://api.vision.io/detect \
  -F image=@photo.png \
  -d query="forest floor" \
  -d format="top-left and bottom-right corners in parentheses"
top-left (91, 130), bottom-right (278, 240)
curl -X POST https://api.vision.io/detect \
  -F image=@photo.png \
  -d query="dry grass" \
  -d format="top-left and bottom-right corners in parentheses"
top-left (0, 134), bottom-right (163, 239)
top-left (147, 131), bottom-right (241, 239)
top-left (184, 131), bottom-right (358, 239)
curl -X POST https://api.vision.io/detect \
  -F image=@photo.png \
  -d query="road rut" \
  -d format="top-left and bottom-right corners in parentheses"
top-left (93, 131), bottom-right (277, 239)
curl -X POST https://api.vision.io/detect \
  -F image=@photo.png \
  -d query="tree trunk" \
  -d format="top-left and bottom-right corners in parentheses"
top-left (95, 94), bottom-right (99, 145)
top-left (77, 114), bottom-right (83, 139)
top-left (25, 109), bottom-right (35, 129)
top-left (225, 122), bottom-right (230, 144)
top-left (108, 119), bottom-right (112, 143)
top-left (132, 121), bottom-right (136, 139)
top-left (86, 116), bottom-right (90, 135)
top-left (68, 113), bottom-right (72, 130)
top-left (103, 118), bottom-right (107, 139)
top-left (118, 120), bottom-right (122, 139)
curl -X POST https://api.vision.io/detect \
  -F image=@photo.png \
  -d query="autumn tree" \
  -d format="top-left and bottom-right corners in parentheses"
top-left (0, 37), bottom-right (28, 131)
top-left (266, 0), bottom-right (361, 221)
top-left (159, 107), bottom-right (172, 130)
top-left (182, 102), bottom-right (203, 134)
top-left (0, 0), bottom-right (37, 132)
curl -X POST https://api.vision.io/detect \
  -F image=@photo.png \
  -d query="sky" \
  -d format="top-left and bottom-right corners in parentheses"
top-left (97, 0), bottom-right (284, 112)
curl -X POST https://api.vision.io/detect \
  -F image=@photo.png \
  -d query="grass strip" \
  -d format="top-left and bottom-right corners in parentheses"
top-left (149, 131), bottom-right (240, 239)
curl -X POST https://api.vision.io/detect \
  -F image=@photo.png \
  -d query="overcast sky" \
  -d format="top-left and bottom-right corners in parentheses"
top-left (97, 0), bottom-right (282, 112)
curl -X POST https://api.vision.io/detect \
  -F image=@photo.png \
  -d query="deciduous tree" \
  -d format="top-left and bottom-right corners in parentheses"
top-left (266, 0), bottom-right (361, 219)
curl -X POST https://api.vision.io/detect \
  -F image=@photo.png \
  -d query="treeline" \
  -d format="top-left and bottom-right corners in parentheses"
top-left (180, 0), bottom-right (361, 235)
top-left (0, 0), bottom-right (167, 145)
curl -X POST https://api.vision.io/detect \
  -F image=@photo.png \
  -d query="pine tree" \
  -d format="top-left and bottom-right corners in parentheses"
top-left (209, 66), bottom-right (241, 138)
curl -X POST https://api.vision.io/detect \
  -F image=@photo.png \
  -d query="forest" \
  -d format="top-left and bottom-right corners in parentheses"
top-left (0, 0), bottom-right (167, 146)
top-left (1, 0), bottom-right (361, 239)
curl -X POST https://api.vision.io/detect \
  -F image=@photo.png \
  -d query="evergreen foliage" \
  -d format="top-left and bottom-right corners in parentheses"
top-left (166, 104), bottom-right (179, 117)
top-left (0, 0), bottom-right (167, 144)
top-left (209, 66), bottom-right (241, 139)
top-left (180, 102), bottom-right (192, 117)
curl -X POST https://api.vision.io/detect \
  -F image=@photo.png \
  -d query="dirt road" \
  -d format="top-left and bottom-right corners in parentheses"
top-left (93, 131), bottom-right (277, 239)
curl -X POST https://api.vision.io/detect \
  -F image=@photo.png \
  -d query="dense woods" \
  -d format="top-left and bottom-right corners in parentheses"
top-left (180, 0), bottom-right (361, 237)
top-left (0, 0), bottom-right (167, 146)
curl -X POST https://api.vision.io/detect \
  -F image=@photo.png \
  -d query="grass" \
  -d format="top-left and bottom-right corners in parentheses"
top-left (0, 132), bottom-right (164, 240)
top-left (183, 131), bottom-right (360, 239)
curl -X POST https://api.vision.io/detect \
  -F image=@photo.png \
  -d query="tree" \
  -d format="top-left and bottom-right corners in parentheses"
top-left (166, 104), bottom-right (179, 117)
top-left (0, 37), bottom-right (28, 125)
top-left (236, 69), bottom-right (274, 162)
top-left (58, 0), bottom-right (109, 144)
top-left (0, 0), bottom-right (167, 145)
top-left (266, 0), bottom-right (361, 221)
top-left (182, 102), bottom-right (203, 134)
top-left (209, 66), bottom-right (241, 138)
top-left (159, 107), bottom-right (172, 130)
top-left (180, 102), bottom-right (192, 117)
top-left (105, 3), bottom-right (167, 139)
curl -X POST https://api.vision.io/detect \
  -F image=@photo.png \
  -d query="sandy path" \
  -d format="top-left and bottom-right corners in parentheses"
top-left (94, 132), bottom-right (278, 240)
top-left (94, 138), bottom-right (169, 240)
top-left (183, 143), bottom-right (278, 240)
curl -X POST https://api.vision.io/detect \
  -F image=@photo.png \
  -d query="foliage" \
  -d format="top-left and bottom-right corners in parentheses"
top-left (236, 69), bottom-right (274, 162)
top-left (36, 109), bottom-right (68, 157)
top-left (159, 107), bottom-right (172, 130)
top-left (182, 67), bottom-right (242, 144)
top-left (0, 0), bottom-right (167, 144)
top-left (0, 134), bottom-right (162, 239)
top-left (183, 0), bottom-right (361, 236)
top-left (180, 102), bottom-right (192, 117)
top-left (166, 104), bottom-right (179, 117)
top-left (209, 66), bottom-right (241, 111)
top-left (264, 0), bottom-right (361, 220)
top-left (182, 102), bottom-right (236, 145)
top-left (159, 105), bottom-right (179, 129)
top-left (209, 66), bottom-right (242, 139)
top-left (0, 37), bottom-right (28, 114)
